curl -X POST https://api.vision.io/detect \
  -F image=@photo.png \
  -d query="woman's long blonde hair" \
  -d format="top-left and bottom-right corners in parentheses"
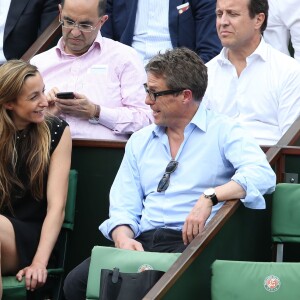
top-left (0, 60), bottom-right (51, 211)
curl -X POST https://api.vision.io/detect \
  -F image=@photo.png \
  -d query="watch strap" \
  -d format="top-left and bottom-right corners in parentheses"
top-left (204, 189), bottom-right (219, 206)
top-left (209, 194), bottom-right (219, 206)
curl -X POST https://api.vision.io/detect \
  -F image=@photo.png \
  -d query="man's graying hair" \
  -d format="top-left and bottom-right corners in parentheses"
top-left (61, 0), bottom-right (107, 17)
top-left (145, 47), bottom-right (207, 101)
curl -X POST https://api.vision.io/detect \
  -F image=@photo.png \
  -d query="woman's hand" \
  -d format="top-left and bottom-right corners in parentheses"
top-left (46, 87), bottom-right (61, 116)
top-left (16, 261), bottom-right (48, 291)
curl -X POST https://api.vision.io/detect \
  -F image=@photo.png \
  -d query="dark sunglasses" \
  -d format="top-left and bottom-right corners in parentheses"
top-left (157, 160), bottom-right (179, 192)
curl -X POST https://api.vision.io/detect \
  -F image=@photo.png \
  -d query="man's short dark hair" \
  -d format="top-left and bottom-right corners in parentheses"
top-left (248, 0), bottom-right (268, 32)
top-left (61, 0), bottom-right (107, 17)
top-left (145, 47), bottom-right (208, 101)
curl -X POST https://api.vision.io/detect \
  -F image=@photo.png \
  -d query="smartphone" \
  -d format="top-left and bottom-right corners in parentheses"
top-left (56, 92), bottom-right (75, 99)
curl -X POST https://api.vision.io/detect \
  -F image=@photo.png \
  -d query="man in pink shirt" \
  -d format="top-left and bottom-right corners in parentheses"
top-left (31, 0), bottom-right (152, 141)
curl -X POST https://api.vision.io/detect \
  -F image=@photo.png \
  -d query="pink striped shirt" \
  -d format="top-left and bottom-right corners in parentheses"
top-left (31, 33), bottom-right (152, 141)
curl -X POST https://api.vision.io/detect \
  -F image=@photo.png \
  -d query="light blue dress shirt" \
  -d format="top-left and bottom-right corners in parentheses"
top-left (99, 104), bottom-right (276, 240)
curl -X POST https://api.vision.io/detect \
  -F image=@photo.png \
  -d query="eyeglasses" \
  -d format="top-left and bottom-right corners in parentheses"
top-left (157, 160), bottom-right (179, 192)
top-left (59, 16), bottom-right (100, 33)
top-left (144, 84), bottom-right (185, 102)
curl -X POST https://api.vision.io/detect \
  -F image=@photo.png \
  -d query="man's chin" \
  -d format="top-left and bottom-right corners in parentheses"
top-left (65, 45), bottom-right (87, 56)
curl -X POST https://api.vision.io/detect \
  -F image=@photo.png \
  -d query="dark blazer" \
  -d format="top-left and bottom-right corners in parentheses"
top-left (101, 0), bottom-right (221, 63)
top-left (3, 0), bottom-right (60, 60)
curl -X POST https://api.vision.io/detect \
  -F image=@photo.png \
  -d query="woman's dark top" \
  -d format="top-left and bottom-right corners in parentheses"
top-left (1, 117), bottom-right (68, 269)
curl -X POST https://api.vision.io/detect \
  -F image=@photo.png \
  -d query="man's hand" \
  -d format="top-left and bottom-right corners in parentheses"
top-left (56, 93), bottom-right (97, 119)
top-left (46, 88), bottom-right (99, 119)
top-left (16, 261), bottom-right (47, 291)
top-left (112, 225), bottom-right (144, 251)
top-left (182, 195), bottom-right (213, 245)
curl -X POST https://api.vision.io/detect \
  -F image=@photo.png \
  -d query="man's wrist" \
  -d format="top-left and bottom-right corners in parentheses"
top-left (93, 104), bottom-right (100, 118)
top-left (89, 104), bottom-right (100, 124)
top-left (203, 188), bottom-right (219, 206)
top-left (111, 225), bottom-right (134, 240)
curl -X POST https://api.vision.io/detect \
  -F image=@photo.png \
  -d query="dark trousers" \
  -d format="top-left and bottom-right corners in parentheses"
top-left (63, 228), bottom-right (186, 300)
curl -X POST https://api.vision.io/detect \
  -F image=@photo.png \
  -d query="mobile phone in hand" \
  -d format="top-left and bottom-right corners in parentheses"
top-left (56, 92), bottom-right (75, 99)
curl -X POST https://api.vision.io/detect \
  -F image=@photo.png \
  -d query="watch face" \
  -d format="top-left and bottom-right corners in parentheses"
top-left (204, 188), bottom-right (215, 197)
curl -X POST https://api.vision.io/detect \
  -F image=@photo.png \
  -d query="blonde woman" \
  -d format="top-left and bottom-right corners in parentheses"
top-left (0, 60), bottom-right (71, 298)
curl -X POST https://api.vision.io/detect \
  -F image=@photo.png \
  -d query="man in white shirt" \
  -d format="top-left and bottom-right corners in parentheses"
top-left (264, 0), bottom-right (300, 62)
top-left (202, 0), bottom-right (300, 146)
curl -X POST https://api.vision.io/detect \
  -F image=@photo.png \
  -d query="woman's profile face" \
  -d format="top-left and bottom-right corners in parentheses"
top-left (7, 72), bottom-right (48, 130)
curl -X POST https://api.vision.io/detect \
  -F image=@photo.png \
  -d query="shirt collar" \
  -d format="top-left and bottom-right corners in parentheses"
top-left (247, 36), bottom-right (268, 62)
top-left (151, 104), bottom-right (208, 138)
top-left (217, 35), bottom-right (268, 66)
top-left (54, 31), bottom-right (103, 58)
top-left (190, 103), bottom-right (208, 132)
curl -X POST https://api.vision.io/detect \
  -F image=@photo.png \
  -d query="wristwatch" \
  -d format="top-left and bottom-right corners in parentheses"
top-left (203, 188), bottom-right (219, 206)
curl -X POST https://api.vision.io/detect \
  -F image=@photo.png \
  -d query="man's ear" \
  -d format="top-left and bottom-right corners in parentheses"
top-left (182, 89), bottom-right (193, 104)
top-left (100, 15), bottom-right (109, 27)
top-left (255, 13), bottom-right (265, 31)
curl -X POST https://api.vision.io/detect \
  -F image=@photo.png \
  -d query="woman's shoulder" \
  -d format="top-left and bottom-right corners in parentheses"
top-left (46, 116), bottom-right (68, 130)
top-left (46, 117), bottom-right (69, 153)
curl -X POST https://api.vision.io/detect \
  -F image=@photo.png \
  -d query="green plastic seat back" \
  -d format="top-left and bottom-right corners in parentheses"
top-left (63, 169), bottom-right (78, 230)
top-left (211, 260), bottom-right (300, 300)
top-left (2, 169), bottom-right (78, 300)
top-left (272, 183), bottom-right (300, 243)
top-left (1, 277), bottom-right (27, 300)
top-left (86, 246), bottom-right (181, 300)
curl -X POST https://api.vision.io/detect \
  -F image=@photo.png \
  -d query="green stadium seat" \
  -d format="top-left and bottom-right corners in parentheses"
top-left (86, 246), bottom-right (181, 300)
top-left (211, 183), bottom-right (300, 300)
top-left (2, 169), bottom-right (78, 300)
top-left (271, 183), bottom-right (300, 261)
top-left (211, 260), bottom-right (300, 300)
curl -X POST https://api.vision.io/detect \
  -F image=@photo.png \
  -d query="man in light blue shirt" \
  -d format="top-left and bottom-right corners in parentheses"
top-left (100, 47), bottom-right (276, 248)
top-left (63, 47), bottom-right (276, 300)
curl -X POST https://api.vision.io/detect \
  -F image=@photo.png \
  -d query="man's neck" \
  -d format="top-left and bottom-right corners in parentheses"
top-left (227, 35), bottom-right (261, 77)
top-left (166, 103), bottom-right (199, 159)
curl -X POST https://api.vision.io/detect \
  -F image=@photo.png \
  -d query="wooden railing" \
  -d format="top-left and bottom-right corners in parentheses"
top-left (21, 15), bottom-right (61, 62)
top-left (72, 138), bottom-right (126, 149)
top-left (276, 117), bottom-right (300, 147)
top-left (143, 200), bottom-right (240, 300)
top-left (143, 117), bottom-right (300, 300)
